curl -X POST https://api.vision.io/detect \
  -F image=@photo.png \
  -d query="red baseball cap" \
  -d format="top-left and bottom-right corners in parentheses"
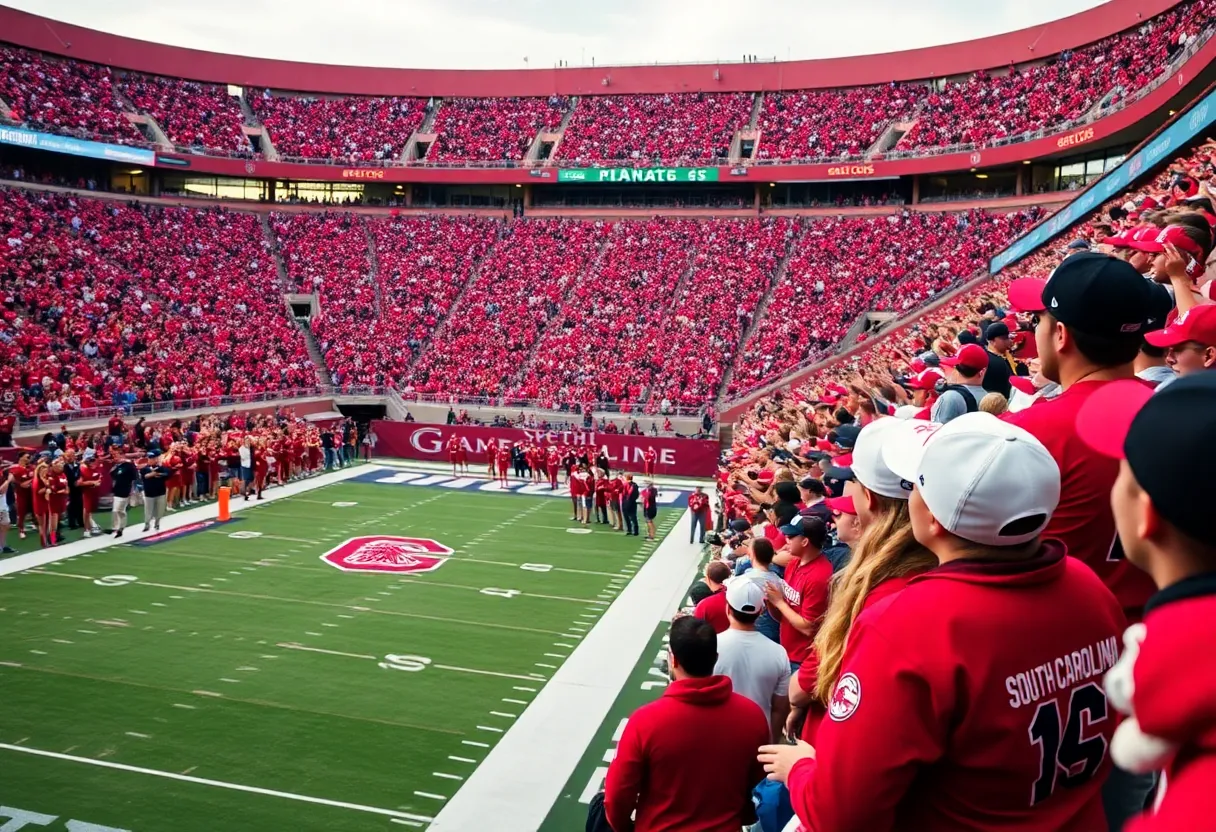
top-left (1144, 303), bottom-right (1216, 348)
top-left (757, 469), bottom-right (775, 484)
top-left (1007, 278), bottom-right (1048, 313)
top-left (940, 343), bottom-right (989, 370)
top-left (906, 369), bottom-right (945, 391)
top-left (824, 494), bottom-right (856, 515)
top-left (1128, 225), bottom-right (1205, 261)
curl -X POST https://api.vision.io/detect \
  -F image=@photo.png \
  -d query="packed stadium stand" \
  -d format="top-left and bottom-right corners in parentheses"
top-left (554, 92), bottom-right (755, 166)
top-left (2, 0), bottom-right (1209, 163)
top-left (428, 96), bottom-right (569, 163)
top-left (248, 89), bottom-right (429, 162)
top-left (0, 189), bottom-right (316, 418)
top-left (117, 74), bottom-right (250, 153)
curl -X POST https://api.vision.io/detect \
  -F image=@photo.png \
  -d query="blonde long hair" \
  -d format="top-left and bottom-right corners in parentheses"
top-left (813, 492), bottom-right (937, 704)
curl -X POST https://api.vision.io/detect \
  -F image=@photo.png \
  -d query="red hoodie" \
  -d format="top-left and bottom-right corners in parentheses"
top-left (788, 542), bottom-right (1125, 832)
top-left (605, 675), bottom-right (769, 832)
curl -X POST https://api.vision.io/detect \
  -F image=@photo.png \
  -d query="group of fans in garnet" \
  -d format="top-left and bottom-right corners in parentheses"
top-left (594, 252), bottom-right (1215, 832)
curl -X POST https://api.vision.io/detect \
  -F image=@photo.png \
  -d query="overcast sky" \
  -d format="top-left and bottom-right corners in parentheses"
top-left (7, 0), bottom-right (1108, 69)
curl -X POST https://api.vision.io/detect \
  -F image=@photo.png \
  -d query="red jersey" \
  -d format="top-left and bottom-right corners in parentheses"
top-left (693, 591), bottom-right (729, 634)
top-left (446, 437), bottom-right (461, 458)
top-left (605, 676), bottom-right (769, 832)
top-left (1126, 580), bottom-right (1216, 832)
top-left (569, 472), bottom-right (588, 497)
top-left (496, 446), bottom-right (511, 466)
top-left (787, 543), bottom-right (1124, 832)
top-left (777, 553), bottom-right (833, 664)
top-left (688, 492), bottom-right (709, 516)
top-left (9, 464), bottom-right (32, 503)
top-left (1005, 379), bottom-right (1156, 620)
top-left (546, 449), bottom-right (561, 469)
top-left (595, 478), bottom-right (609, 505)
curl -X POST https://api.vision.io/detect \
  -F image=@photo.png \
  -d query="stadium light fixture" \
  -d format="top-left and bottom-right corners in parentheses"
top-left (1023, 160), bottom-right (1032, 164)
top-left (127, 169), bottom-right (143, 175)
top-left (769, 182), bottom-right (776, 187)
top-left (515, 183), bottom-right (522, 188)
top-left (975, 173), bottom-right (989, 179)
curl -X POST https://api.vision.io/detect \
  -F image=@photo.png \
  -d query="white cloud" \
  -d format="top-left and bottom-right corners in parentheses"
top-left (6, 0), bottom-right (1107, 70)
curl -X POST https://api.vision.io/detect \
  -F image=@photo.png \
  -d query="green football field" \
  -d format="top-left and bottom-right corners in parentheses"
top-left (0, 474), bottom-right (681, 831)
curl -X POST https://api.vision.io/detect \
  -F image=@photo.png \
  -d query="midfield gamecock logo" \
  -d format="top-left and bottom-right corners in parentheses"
top-left (321, 536), bottom-right (453, 573)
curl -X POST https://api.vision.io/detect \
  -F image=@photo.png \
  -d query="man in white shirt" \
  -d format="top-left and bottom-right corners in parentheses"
top-left (713, 580), bottom-right (791, 742)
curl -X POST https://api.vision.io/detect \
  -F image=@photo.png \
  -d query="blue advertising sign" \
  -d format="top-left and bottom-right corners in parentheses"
top-left (990, 88), bottom-right (1216, 274)
top-left (0, 125), bottom-right (155, 166)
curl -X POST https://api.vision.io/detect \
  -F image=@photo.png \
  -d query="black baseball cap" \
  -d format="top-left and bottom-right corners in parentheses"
top-left (778, 515), bottom-right (828, 547)
top-left (986, 321), bottom-right (1011, 340)
top-left (1075, 373), bottom-right (1216, 543)
top-left (1006, 252), bottom-right (1172, 337)
top-left (829, 424), bottom-right (862, 450)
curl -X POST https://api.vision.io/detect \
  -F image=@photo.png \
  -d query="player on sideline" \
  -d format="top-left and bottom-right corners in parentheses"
top-left (9, 452), bottom-right (33, 538)
top-left (546, 445), bottom-right (561, 490)
top-left (760, 413), bottom-right (1125, 832)
top-left (595, 471), bottom-right (610, 524)
top-left (643, 445), bottom-right (658, 478)
top-left (496, 442), bottom-right (512, 487)
top-left (569, 464), bottom-right (587, 524)
top-left (446, 435), bottom-right (462, 476)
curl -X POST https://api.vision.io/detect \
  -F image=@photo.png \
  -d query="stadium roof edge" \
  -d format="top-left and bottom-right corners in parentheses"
top-left (0, 0), bottom-right (1184, 97)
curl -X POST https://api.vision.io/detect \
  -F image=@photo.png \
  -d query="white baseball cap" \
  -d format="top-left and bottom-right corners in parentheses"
top-left (725, 578), bottom-right (766, 615)
top-left (851, 418), bottom-right (911, 500)
top-left (880, 412), bottom-right (1061, 546)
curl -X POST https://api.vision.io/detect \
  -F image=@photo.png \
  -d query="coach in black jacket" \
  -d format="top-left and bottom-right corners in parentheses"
top-left (620, 474), bottom-right (640, 536)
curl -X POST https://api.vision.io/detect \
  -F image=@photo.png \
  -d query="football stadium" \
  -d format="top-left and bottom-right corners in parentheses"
top-left (1, 0), bottom-right (1215, 829)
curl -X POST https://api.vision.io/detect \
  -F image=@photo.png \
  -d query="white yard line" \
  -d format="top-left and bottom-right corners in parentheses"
top-left (0, 743), bottom-right (434, 824)
top-left (428, 510), bottom-right (703, 832)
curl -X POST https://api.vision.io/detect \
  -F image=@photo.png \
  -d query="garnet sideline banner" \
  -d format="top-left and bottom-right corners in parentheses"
top-left (372, 422), bottom-right (719, 477)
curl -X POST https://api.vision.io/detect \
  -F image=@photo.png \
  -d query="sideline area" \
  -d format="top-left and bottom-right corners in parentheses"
top-left (0, 464), bottom-right (373, 578)
top-left (429, 508), bottom-right (705, 832)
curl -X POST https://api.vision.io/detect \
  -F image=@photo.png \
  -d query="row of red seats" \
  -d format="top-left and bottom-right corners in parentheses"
top-left (0, 190), bottom-right (315, 417)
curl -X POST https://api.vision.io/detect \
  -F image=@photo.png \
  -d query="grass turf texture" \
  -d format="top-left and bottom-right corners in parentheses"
top-left (0, 478), bottom-right (678, 831)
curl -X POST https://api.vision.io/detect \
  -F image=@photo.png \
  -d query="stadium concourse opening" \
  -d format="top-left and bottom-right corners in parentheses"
top-left (1, 0), bottom-right (1216, 828)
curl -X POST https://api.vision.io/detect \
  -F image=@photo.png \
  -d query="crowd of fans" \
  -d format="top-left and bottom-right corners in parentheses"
top-left (407, 218), bottom-right (609, 397)
top-left (728, 208), bottom-right (1042, 395)
top-left (0, 189), bottom-right (316, 419)
top-left (0, 45), bottom-right (142, 144)
top-left (555, 92), bottom-right (753, 166)
top-left (427, 96), bottom-right (568, 163)
top-left (118, 73), bottom-right (250, 153)
top-left (509, 217), bottom-right (701, 410)
top-left (896, 0), bottom-right (1215, 150)
top-left (598, 142), bottom-right (1216, 832)
top-left (756, 84), bottom-right (925, 161)
top-left (646, 217), bottom-right (798, 411)
top-left (248, 89), bottom-right (429, 162)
